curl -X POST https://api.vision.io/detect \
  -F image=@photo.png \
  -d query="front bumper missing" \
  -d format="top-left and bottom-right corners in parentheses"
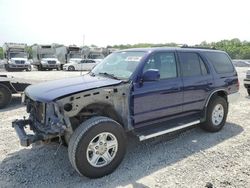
top-left (12, 119), bottom-right (44, 147)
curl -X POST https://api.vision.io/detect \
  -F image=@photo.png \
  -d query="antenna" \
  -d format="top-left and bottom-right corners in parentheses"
top-left (80, 34), bottom-right (85, 76)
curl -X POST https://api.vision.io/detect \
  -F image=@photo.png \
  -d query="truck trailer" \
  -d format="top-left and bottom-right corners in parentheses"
top-left (31, 44), bottom-right (61, 70)
top-left (2, 43), bottom-right (31, 71)
top-left (56, 45), bottom-right (82, 69)
top-left (0, 75), bottom-right (31, 109)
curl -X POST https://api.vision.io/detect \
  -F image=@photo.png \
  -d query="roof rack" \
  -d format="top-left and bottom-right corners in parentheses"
top-left (181, 44), bottom-right (216, 50)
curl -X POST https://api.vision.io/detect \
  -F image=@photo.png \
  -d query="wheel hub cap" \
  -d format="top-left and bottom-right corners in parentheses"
top-left (86, 132), bottom-right (118, 168)
top-left (212, 104), bottom-right (224, 126)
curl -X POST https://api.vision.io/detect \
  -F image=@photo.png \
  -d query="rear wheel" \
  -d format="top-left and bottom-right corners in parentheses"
top-left (68, 116), bottom-right (127, 178)
top-left (200, 96), bottom-right (228, 132)
top-left (68, 66), bottom-right (75, 71)
top-left (247, 89), bottom-right (250, 96)
top-left (0, 85), bottom-right (12, 109)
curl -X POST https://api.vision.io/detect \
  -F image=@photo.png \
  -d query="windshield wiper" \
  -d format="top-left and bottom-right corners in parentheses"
top-left (98, 72), bottom-right (120, 80)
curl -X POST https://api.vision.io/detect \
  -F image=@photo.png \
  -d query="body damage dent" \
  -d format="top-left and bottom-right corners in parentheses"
top-left (56, 83), bottom-right (132, 131)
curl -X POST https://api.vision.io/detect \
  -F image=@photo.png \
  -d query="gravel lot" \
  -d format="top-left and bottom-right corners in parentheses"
top-left (0, 68), bottom-right (250, 188)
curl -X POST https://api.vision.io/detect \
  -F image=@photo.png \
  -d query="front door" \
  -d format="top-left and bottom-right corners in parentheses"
top-left (132, 51), bottom-right (183, 128)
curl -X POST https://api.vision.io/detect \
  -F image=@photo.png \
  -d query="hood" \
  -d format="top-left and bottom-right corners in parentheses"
top-left (25, 74), bottom-right (122, 102)
top-left (64, 61), bottom-right (77, 66)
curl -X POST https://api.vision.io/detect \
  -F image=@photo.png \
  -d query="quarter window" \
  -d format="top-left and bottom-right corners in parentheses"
top-left (204, 52), bottom-right (234, 74)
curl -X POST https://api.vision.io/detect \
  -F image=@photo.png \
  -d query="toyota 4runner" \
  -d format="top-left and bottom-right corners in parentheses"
top-left (13, 47), bottom-right (240, 178)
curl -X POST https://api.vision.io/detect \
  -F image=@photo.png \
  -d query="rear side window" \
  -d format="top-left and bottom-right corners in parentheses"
top-left (179, 52), bottom-right (208, 77)
top-left (204, 52), bottom-right (234, 73)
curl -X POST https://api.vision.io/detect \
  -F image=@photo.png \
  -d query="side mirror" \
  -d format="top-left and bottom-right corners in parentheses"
top-left (142, 69), bottom-right (160, 81)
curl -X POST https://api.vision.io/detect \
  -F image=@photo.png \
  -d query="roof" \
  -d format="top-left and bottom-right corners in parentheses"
top-left (117, 47), bottom-right (224, 53)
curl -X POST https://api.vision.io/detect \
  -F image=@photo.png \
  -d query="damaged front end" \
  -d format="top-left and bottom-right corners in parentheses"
top-left (12, 96), bottom-right (69, 146)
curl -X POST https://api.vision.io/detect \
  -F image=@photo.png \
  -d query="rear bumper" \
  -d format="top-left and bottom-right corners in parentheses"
top-left (12, 119), bottom-right (43, 147)
top-left (228, 92), bottom-right (240, 103)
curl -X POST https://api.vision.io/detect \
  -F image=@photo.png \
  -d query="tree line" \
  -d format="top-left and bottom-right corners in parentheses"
top-left (109, 38), bottom-right (250, 59)
top-left (1, 38), bottom-right (250, 59)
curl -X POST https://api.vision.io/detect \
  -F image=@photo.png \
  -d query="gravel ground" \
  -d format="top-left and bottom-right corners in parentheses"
top-left (0, 68), bottom-right (249, 188)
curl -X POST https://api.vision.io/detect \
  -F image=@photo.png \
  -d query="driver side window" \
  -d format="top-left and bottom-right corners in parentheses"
top-left (143, 52), bottom-right (177, 79)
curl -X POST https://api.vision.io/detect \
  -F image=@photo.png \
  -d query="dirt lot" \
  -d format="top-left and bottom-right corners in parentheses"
top-left (0, 68), bottom-right (250, 188)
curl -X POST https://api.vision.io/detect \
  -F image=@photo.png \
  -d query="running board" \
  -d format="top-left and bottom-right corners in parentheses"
top-left (139, 120), bottom-right (200, 141)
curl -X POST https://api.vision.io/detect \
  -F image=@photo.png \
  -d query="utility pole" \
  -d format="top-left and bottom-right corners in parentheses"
top-left (83, 34), bottom-right (85, 47)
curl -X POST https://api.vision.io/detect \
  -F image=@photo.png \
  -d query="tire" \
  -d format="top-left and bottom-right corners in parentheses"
top-left (68, 66), bottom-right (75, 71)
top-left (200, 96), bottom-right (228, 132)
top-left (0, 85), bottom-right (12, 109)
top-left (247, 89), bottom-right (250, 96)
top-left (68, 116), bottom-right (127, 178)
top-left (4, 64), bottom-right (10, 72)
top-left (37, 65), bottom-right (42, 71)
top-left (26, 66), bottom-right (31, 71)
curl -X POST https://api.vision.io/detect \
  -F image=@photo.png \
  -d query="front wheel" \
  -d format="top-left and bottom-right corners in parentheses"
top-left (247, 89), bottom-right (250, 96)
top-left (68, 116), bottom-right (127, 178)
top-left (68, 66), bottom-right (75, 71)
top-left (200, 96), bottom-right (228, 132)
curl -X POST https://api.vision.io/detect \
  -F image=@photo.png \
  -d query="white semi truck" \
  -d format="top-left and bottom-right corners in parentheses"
top-left (2, 43), bottom-right (31, 71)
top-left (82, 47), bottom-right (106, 60)
top-left (56, 45), bottom-right (82, 69)
top-left (81, 47), bottom-right (118, 60)
top-left (31, 44), bottom-right (61, 70)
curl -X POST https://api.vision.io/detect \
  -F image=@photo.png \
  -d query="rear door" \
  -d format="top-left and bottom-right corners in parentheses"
top-left (178, 52), bottom-right (213, 114)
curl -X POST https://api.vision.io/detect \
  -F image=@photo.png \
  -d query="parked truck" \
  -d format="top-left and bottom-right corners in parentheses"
top-left (0, 75), bottom-right (31, 108)
top-left (31, 44), bottom-right (61, 70)
top-left (2, 43), bottom-right (31, 71)
top-left (56, 45), bottom-right (82, 69)
top-left (82, 47), bottom-right (106, 60)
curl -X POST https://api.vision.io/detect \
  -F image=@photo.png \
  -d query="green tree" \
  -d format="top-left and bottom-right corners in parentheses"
top-left (0, 47), bottom-right (3, 59)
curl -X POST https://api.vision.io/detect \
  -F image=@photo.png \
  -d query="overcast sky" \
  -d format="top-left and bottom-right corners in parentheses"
top-left (0, 0), bottom-right (250, 47)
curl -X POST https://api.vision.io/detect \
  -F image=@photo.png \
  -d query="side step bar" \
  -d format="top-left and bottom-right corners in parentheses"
top-left (139, 120), bottom-right (200, 141)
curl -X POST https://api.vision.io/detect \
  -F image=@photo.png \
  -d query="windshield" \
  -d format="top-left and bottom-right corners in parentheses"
top-left (10, 52), bottom-right (27, 58)
top-left (91, 51), bottom-right (146, 80)
top-left (69, 53), bottom-right (81, 59)
top-left (41, 54), bottom-right (56, 58)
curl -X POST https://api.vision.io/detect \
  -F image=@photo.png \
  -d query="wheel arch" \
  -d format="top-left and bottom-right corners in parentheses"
top-left (201, 89), bottom-right (228, 122)
top-left (205, 89), bottom-right (228, 107)
top-left (76, 102), bottom-right (123, 128)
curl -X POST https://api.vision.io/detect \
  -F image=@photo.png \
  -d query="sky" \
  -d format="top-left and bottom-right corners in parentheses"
top-left (0, 0), bottom-right (250, 47)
